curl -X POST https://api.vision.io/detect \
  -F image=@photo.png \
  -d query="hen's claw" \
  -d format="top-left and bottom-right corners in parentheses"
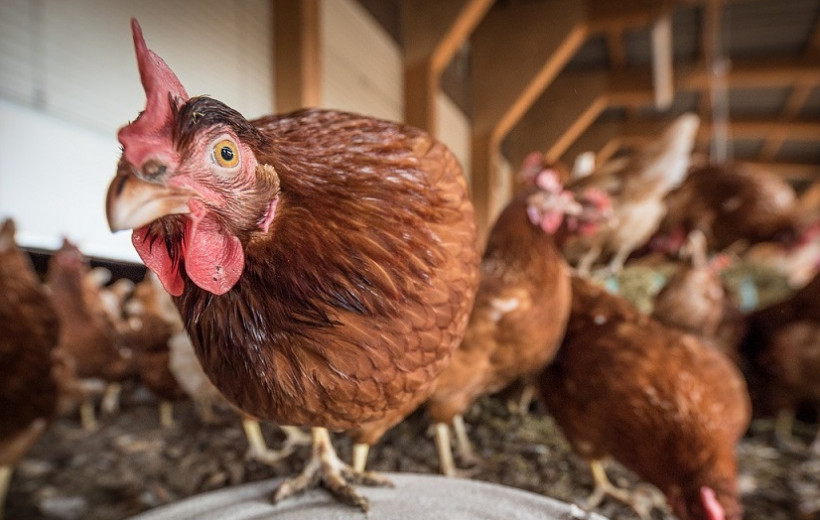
top-left (271, 427), bottom-right (392, 512)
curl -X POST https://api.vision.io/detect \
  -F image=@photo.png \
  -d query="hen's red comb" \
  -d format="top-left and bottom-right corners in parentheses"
top-left (117, 19), bottom-right (189, 168)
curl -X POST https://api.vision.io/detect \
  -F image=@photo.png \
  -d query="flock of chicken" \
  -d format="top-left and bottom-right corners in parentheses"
top-left (4, 20), bottom-right (820, 520)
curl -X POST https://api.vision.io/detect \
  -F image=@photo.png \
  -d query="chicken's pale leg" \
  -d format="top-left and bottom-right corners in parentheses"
top-left (159, 400), bottom-right (174, 428)
top-left (0, 465), bottom-right (11, 520)
top-left (79, 399), bottom-right (97, 431)
top-left (453, 415), bottom-right (478, 467)
top-left (586, 460), bottom-right (657, 520)
top-left (271, 427), bottom-right (392, 511)
top-left (577, 244), bottom-right (602, 277)
top-left (352, 443), bottom-right (369, 473)
top-left (773, 407), bottom-right (801, 450)
top-left (435, 422), bottom-right (457, 476)
top-left (100, 382), bottom-right (122, 415)
top-left (242, 419), bottom-right (309, 464)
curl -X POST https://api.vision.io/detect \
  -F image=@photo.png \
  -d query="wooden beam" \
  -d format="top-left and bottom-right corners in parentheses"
top-left (651, 13), bottom-right (674, 109)
top-left (508, 71), bottom-right (611, 171)
top-left (470, 0), bottom-right (588, 232)
top-left (759, 85), bottom-right (814, 160)
top-left (402, 0), bottom-right (493, 133)
top-left (759, 14), bottom-right (820, 161)
top-left (273, 0), bottom-right (321, 112)
top-left (606, 28), bottom-right (626, 70)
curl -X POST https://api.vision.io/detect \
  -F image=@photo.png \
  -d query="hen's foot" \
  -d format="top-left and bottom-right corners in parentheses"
top-left (271, 427), bottom-right (392, 512)
top-left (585, 460), bottom-right (659, 520)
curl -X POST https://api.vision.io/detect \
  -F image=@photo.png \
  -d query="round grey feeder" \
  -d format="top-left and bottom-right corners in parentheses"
top-left (126, 473), bottom-right (608, 520)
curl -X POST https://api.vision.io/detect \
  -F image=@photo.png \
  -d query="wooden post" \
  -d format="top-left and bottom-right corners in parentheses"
top-left (273, 0), bottom-right (321, 112)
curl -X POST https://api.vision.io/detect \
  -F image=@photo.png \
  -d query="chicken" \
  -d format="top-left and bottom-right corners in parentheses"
top-left (743, 272), bottom-right (820, 451)
top-left (563, 113), bottom-right (700, 274)
top-left (426, 167), bottom-right (596, 477)
top-left (742, 221), bottom-right (820, 288)
top-left (45, 239), bottom-right (134, 429)
top-left (660, 162), bottom-right (798, 253)
top-left (0, 219), bottom-right (60, 519)
top-left (539, 276), bottom-right (750, 520)
top-left (104, 20), bottom-right (479, 510)
top-left (651, 232), bottom-right (746, 364)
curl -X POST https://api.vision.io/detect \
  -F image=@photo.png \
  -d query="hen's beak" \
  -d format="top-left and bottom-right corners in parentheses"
top-left (106, 173), bottom-right (192, 232)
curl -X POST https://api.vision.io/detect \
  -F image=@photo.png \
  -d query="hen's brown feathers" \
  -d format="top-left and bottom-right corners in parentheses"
top-left (428, 190), bottom-right (571, 424)
top-left (0, 220), bottom-right (59, 465)
top-left (172, 109), bottom-right (479, 439)
top-left (541, 277), bottom-right (750, 520)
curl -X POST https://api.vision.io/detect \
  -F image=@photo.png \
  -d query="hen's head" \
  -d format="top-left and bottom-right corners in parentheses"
top-left (106, 20), bottom-right (279, 297)
top-left (525, 169), bottom-right (581, 234)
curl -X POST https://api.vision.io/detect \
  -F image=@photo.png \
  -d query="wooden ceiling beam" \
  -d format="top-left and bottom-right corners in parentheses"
top-left (273, 0), bottom-right (321, 112)
top-left (470, 0), bottom-right (588, 232)
top-left (758, 15), bottom-right (820, 161)
top-left (536, 59), bottom-right (820, 164)
top-left (402, 0), bottom-right (493, 134)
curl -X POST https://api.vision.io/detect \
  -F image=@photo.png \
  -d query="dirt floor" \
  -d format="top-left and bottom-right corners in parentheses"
top-left (6, 382), bottom-right (820, 520)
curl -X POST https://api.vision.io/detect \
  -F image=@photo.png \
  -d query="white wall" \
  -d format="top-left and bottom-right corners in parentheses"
top-left (0, 0), bottom-right (472, 262)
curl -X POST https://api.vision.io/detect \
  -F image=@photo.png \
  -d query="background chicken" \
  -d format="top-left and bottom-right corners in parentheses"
top-left (104, 20), bottom-right (479, 510)
top-left (562, 113), bottom-right (700, 274)
top-left (651, 232), bottom-right (746, 364)
top-left (425, 168), bottom-right (577, 477)
top-left (540, 276), bottom-right (750, 520)
top-left (0, 219), bottom-right (60, 520)
top-left (660, 162), bottom-right (799, 253)
top-left (743, 272), bottom-right (820, 451)
top-left (45, 239), bottom-right (135, 429)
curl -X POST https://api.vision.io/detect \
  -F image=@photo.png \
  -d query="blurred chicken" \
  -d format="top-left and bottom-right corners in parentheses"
top-left (0, 219), bottom-right (60, 519)
top-left (45, 239), bottom-right (134, 429)
top-left (540, 276), bottom-right (750, 520)
top-left (426, 168), bottom-right (584, 477)
top-left (660, 162), bottom-right (799, 253)
top-left (743, 272), bottom-right (820, 452)
top-left (651, 232), bottom-right (746, 364)
top-left (563, 113), bottom-right (700, 274)
top-left (743, 221), bottom-right (820, 289)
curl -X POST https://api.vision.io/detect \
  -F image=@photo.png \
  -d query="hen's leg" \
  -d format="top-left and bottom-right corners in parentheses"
top-left (159, 400), bottom-right (174, 428)
top-left (586, 460), bottom-right (655, 520)
top-left (435, 423), bottom-right (457, 476)
top-left (607, 244), bottom-right (633, 274)
top-left (0, 465), bottom-right (11, 520)
top-left (242, 419), bottom-right (308, 464)
top-left (79, 399), bottom-right (97, 431)
top-left (577, 245), bottom-right (602, 277)
top-left (453, 415), bottom-right (479, 467)
top-left (100, 382), bottom-right (122, 415)
top-left (352, 443), bottom-right (369, 473)
top-left (271, 427), bottom-right (392, 511)
top-left (773, 407), bottom-right (801, 451)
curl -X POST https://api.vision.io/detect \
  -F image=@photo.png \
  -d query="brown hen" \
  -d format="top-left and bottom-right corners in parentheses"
top-left (426, 168), bottom-right (582, 476)
top-left (45, 240), bottom-right (135, 429)
top-left (651, 233), bottom-right (746, 364)
top-left (0, 219), bottom-right (60, 519)
top-left (104, 20), bottom-right (479, 510)
top-left (743, 272), bottom-right (820, 451)
top-left (661, 162), bottom-right (799, 252)
top-left (540, 276), bottom-right (750, 520)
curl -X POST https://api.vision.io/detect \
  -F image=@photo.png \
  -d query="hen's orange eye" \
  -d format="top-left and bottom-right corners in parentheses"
top-left (213, 139), bottom-right (239, 168)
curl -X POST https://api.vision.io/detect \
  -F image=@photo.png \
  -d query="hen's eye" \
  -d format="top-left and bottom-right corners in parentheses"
top-left (213, 139), bottom-right (239, 168)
